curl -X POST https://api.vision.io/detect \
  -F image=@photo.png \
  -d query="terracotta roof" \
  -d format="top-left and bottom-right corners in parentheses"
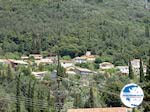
top-left (68, 107), bottom-right (130, 112)
top-left (81, 55), bottom-right (96, 59)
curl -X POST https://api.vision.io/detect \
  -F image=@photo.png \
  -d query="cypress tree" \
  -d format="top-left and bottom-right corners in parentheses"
top-left (47, 84), bottom-right (51, 112)
top-left (89, 87), bottom-right (94, 108)
top-left (7, 65), bottom-right (13, 81)
top-left (143, 57), bottom-right (150, 112)
top-left (146, 57), bottom-right (150, 81)
top-left (145, 25), bottom-right (150, 37)
top-left (16, 75), bottom-right (21, 112)
top-left (73, 93), bottom-right (81, 108)
top-left (55, 54), bottom-right (65, 112)
top-left (140, 58), bottom-right (144, 82)
top-left (26, 80), bottom-right (32, 112)
top-left (31, 81), bottom-right (36, 112)
top-left (129, 59), bottom-right (134, 79)
top-left (85, 87), bottom-right (94, 108)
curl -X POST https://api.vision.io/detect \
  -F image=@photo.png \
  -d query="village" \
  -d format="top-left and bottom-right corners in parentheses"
top-left (0, 51), bottom-right (147, 80)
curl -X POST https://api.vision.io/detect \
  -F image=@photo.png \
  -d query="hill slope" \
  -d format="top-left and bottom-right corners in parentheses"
top-left (0, 0), bottom-right (150, 65)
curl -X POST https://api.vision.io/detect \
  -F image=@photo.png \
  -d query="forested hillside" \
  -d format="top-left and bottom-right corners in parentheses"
top-left (0, 0), bottom-right (150, 65)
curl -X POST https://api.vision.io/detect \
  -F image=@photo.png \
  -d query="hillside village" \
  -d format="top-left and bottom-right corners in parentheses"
top-left (0, 0), bottom-right (150, 111)
top-left (0, 51), bottom-right (147, 80)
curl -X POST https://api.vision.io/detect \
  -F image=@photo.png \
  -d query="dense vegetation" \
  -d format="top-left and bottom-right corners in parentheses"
top-left (0, 57), bottom-right (150, 112)
top-left (0, 0), bottom-right (150, 65)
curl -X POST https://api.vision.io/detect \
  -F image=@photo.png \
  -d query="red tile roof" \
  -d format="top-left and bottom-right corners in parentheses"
top-left (68, 107), bottom-right (130, 112)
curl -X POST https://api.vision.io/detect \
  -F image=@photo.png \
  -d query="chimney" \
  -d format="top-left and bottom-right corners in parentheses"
top-left (86, 51), bottom-right (91, 56)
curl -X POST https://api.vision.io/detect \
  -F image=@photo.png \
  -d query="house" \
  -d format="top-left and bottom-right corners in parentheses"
top-left (131, 59), bottom-right (147, 74)
top-left (81, 51), bottom-right (97, 61)
top-left (73, 57), bottom-right (87, 63)
top-left (80, 55), bottom-right (96, 62)
top-left (99, 62), bottom-right (114, 70)
top-left (32, 71), bottom-right (48, 80)
top-left (68, 107), bottom-right (132, 112)
top-left (116, 66), bottom-right (129, 75)
top-left (29, 54), bottom-right (43, 60)
top-left (4, 59), bottom-right (28, 70)
top-left (60, 60), bottom-right (74, 68)
top-left (131, 59), bottom-right (140, 69)
top-left (35, 58), bottom-right (53, 65)
top-left (0, 59), bottom-right (10, 64)
top-left (21, 56), bottom-right (29, 60)
top-left (74, 67), bottom-right (94, 75)
top-left (65, 66), bottom-right (76, 75)
top-left (46, 55), bottom-right (58, 64)
top-left (73, 51), bottom-right (97, 63)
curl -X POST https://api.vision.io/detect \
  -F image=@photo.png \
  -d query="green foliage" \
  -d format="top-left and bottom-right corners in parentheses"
top-left (145, 25), bottom-right (150, 37)
top-left (94, 57), bottom-right (102, 69)
top-left (140, 59), bottom-right (144, 82)
top-left (146, 57), bottom-right (150, 80)
top-left (73, 93), bottom-right (82, 108)
top-left (102, 75), bottom-right (129, 107)
top-left (129, 59), bottom-right (134, 79)
top-left (0, 0), bottom-right (149, 63)
top-left (84, 87), bottom-right (95, 108)
top-left (62, 55), bottom-right (71, 60)
top-left (143, 57), bottom-right (150, 112)
top-left (75, 63), bottom-right (89, 69)
top-left (16, 75), bottom-right (21, 112)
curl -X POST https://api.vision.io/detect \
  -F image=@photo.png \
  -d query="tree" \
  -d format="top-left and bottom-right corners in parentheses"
top-left (129, 59), bottom-right (134, 79)
top-left (145, 25), bottom-right (150, 37)
top-left (95, 57), bottom-right (102, 64)
top-left (140, 59), bottom-right (144, 82)
top-left (73, 93), bottom-right (82, 108)
top-left (26, 80), bottom-right (32, 112)
top-left (97, 0), bottom-right (103, 3)
top-left (7, 65), bottom-right (14, 81)
top-left (30, 81), bottom-right (36, 112)
top-left (146, 57), bottom-right (150, 81)
top-left (55, 54), bottom-right (66, 112)
top-left (16, 75), bottom-right (21, 112)
top-left (84, 87), bottom-right (94, 108)
top-left (143, 57), bottom-right (150, 112)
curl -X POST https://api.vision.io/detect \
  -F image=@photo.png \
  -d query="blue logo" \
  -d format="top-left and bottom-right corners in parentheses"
top-left (120, 83), bottom-right (144, 108)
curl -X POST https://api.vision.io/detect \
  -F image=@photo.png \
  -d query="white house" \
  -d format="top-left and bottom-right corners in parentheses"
top-left (35, 58), bottom-right (53, 65)
top-left (0, 59), bottom-right (10, 64)
top-left (73, 57), bottom-right (87, 63)
top-left (21, 56), bottom-right (29, 60)
top-left (116, 66), bottom-right (129, 75)
top-left (131, 59), bottom-right (140, 69)
top-left (73, 51), bottom-right (97, 63)
top-left (99, 62), bottom-right (114, 70)
top-left (29, 54), bottom-right (43, 60)
top-left (60, 60), bottom-right (74, 68)
top-left (65, 66), bottom-right (76, 75)
top-left (81, 51), bottom-right (97, 61)
top-left (74, 67), bottom-right (94, 75)
top-left (131, 59), bottom-right (147, 74)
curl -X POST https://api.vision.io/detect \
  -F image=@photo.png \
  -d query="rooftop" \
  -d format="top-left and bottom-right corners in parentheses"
top-left (68, 107), bottom-right (131, 112)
